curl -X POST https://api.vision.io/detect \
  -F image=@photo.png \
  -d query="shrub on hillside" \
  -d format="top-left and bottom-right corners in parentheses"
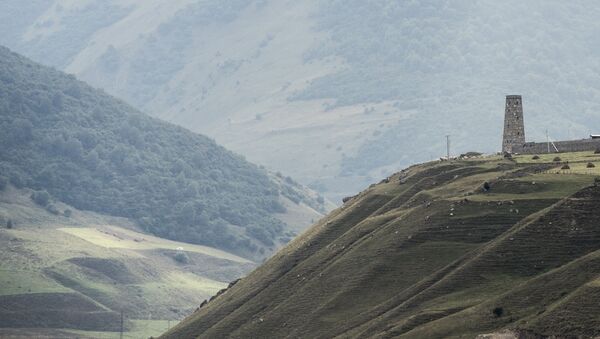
top-left (553, 156), bottom-right (562, 162)
top-left (174, 251), bottom-right (189, 264)
top-left (587, 162), bottom-right (596, 168)
top-left (9, 173), bottom-right (23, 189)
top-left (9, 119), bottom-right (34, 144)
top-left (460, 152), bottom-right (482, 158)
top-left (246, 226), bottom-right (275, 246)
top-left (46, 204), bottom-right (60, 215)
top-left (6, 219), bottom-right (13, 229)
top-left (561, 164), bottom-right (570, 170)
top-left (30, 190), bottom-right (50, 207)
top-left (482, 181), bottom-right (491, 192)
top-left (532, 155), bottom-right (540, 160)
top-left (284, 176), bottom-right (295, 185)
top-left (63, 209), bottom-right (72, 217)
top-left (595, 148), bottom-right (600, 154)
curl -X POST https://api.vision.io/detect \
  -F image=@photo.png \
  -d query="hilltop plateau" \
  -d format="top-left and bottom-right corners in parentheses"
top-left (163, 151), bottom-right (600, 338)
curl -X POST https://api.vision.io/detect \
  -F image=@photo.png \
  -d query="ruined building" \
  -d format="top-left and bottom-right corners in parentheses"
top-left (502, 95), bottom-right (600, 154)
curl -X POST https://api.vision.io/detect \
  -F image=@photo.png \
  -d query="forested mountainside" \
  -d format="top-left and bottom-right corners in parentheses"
top-left (3, 1), bottom-right (600, 201)
top-left (0, 46), bottom-right (326, 259)
top-left (163, 152), bottom-right (600, 338)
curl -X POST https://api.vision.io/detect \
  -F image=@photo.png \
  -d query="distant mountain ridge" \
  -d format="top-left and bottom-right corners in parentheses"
top-left (0, 45), bottom-right (327, 260)
top-left (4, 0), bottom-right (600, 202)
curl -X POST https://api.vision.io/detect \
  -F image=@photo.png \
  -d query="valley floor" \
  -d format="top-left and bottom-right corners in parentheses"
top-left (0, 187), bottom-right (254, 338)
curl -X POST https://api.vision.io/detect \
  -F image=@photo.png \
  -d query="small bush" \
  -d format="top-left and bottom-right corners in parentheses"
top-left (174, 251), bottom-right (189, 264)
top-left (503, 152), bottom-right (512, 159)
top-left (561, 164), bottom-right (571, 170)
top-left (6, 219), bottom-right (13, 229)
top-left (587, 162), bottom-right (596, 168)
top-left (46, 204), bottom-right (60, 215)
top-left (492, 307), bottom-right (504, 317)
top-left (553, 156), bottom-right (562, 162)
top-left (63, 209), bottom-right (72, 217)
top-left (31, 190), bottom-right (50, 207)
top-left (595, 148), bottom-right (600, 154)
top-left (532, 155), bottom-right (540, 160)
top-left (9, 173), bottom-right (23, 188)
top-left (460, 152), bottom-right (482, 158)
top-left (483, 181), bottom-right (491, 191)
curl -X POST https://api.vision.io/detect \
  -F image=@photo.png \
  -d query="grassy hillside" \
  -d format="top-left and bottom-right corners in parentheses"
top-left (0, 46), bottom-right (327, 260)
top-left (3, 1), bottom-right (600, 201)
top-left (162, 151), bottom-right (600, 338)
top-left (0, 185), bottom-right (253, 338)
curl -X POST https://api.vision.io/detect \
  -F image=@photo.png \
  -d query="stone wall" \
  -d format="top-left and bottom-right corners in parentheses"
top-left (515, 138), bottom-right (600, 154)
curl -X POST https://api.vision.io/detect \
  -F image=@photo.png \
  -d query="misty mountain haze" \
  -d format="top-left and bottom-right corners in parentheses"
top-left (4, 1), bottom-right (600, 338)
top-left (5, 1), bottom-right (600, 201)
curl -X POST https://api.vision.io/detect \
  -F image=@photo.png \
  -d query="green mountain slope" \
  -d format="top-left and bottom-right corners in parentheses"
top-left (162, 151), bottom-right (600, 338)
top-left (0, 46), bottom-right (327, 260)
top-left (3, 1), bottom-right (600, 201)
top-left (0, 185), bottom-right (252, 338)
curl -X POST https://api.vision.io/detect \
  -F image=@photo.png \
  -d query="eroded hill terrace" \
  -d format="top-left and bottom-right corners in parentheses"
top-left (163, 151), bottom-right (600, 338)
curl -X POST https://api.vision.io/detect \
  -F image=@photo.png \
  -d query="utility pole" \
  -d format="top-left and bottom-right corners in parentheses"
top-left (120, 310), bottom-right (124, 339)
top-left (546, 129), bottom-right (550, 153)
top-left (446, 135), bottom-right (451, 160)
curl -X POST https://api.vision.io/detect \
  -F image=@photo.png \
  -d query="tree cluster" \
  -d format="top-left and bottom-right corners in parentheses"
top-left (0, 47), bottom-right (287, 256)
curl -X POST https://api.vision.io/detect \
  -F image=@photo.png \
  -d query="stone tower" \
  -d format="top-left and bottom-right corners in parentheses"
top-left (502, 95), bottom-right (525, 153)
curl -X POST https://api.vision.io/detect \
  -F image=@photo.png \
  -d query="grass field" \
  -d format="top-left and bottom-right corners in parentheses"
top-left (162, 152), bottom-right (600, 338)
top-left (59, 226), bottom-right (252, 264)
top-left (468, 173), bottom-right (595, 201)
top-left (0, 187), bottom-right (254, 337)
top-left (0, 270), bottom-right (69, 296)
top-left (65, 319), bottom-right (179, 339)
top-left (513, 150), bottom-right (600, 164)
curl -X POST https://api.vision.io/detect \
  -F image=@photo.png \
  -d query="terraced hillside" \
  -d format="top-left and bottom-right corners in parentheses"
top-left (0, 185), bottom-right (254, 338)
top-left (162, 151), bottom-right (600, 338)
